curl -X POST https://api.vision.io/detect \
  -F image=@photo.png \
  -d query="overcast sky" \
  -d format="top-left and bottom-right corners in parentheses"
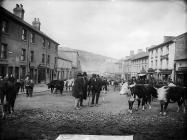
top-left (2, 0), bottom-right (187, 59)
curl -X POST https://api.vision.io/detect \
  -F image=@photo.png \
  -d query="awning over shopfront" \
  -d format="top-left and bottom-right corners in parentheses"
top-left (138, 73), bottom-right (146, 76)
top-left (159, 69), bottom-right (172, 75)
top-left (176, 67), bottom-right (187, 74)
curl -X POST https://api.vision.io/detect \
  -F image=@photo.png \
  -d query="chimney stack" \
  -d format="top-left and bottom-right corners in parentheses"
top-left (146, 47), bottom-right (149, 52)
top-left (32, 18), bottom-right (41, 30)
top-left (13, 4), bottom-right (25, 20)
top-left (137, 49), bottom-right (143, 53)
top-left (163, 36), bottom-right (175, 42)
top-left (130, 50), bottom-right (134, 56)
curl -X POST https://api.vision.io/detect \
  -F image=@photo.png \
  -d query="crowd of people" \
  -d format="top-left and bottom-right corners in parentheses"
top-left (0, 74), bottom-right (35, 97)
top-left (72, 72), bottom-right (109, 110)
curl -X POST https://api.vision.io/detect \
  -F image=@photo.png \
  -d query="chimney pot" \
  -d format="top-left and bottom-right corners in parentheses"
top-left (32, 18), bottom-right (41, 30)
top-left (13, 4), bottom-right (24, 20)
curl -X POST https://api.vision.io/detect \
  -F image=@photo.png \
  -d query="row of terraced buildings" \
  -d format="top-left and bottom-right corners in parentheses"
top-left (120, 33), bottom-right (187, 87)
top-left (0, 4), bottom-right (81, 83)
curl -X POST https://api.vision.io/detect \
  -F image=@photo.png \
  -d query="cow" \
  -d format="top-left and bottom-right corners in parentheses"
top-left (129, 84), bottom-right (157, 111)
top-left (47, 80), bottom-right (64, 94)
top-left (0, 79), bottom-right (21, 119)
top-left (153, 86), bottom-right (186, 115)
top-left (67, 79), bottom-right (74, 91)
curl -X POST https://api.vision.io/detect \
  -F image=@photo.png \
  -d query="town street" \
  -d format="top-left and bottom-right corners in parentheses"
top-left (1, 86), bottom-right (186, 140)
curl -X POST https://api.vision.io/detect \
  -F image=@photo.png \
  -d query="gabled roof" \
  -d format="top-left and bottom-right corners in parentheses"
top-left (0, 6), bottom-right (59, 45)
top-left (60, 50), bottom-right (80, 56)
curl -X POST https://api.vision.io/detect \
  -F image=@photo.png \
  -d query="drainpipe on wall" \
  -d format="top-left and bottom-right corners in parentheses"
top-left (27, 31), bottom-right (30, 78)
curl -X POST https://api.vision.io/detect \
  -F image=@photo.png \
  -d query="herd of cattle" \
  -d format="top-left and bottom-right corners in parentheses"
top-left (47, 79), bottom-right (74, 94)
top-left (122, 82), bottom-right (187, 115)
top-left (0, 77), bottom-right (187, 119)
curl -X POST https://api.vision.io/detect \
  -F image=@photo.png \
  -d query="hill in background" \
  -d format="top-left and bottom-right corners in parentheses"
top-left (58, 47), bottom-right (119, 74)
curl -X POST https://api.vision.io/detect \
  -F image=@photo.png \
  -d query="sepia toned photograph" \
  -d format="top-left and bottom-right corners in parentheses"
top-left (0, 0), bottom-right (187, 140)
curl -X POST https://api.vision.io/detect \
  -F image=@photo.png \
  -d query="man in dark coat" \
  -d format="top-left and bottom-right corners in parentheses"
top-left (72, 73), bottom-right (84, 110)
top-left (80, 72), bottom-right (88, 106)
top-left (90, 74), bottom-right (102, 106)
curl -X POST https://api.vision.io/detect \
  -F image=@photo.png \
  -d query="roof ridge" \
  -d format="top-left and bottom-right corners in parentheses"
top-left (1, 6), bottom-right (59, 45)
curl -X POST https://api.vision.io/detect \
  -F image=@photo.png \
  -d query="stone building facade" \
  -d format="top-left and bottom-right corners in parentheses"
top-left (58, 50), bottom-right (81, 78)
top-left (148, 36), bottom-right (175, 81)
top-left (174, 33), bottom-right (187, 86)
top-left (0, 5), bottom-right (59, 83)
top-left (131, 51), bottom-right (149, 78)
top-left (57, 57), bottom-right (73, 80)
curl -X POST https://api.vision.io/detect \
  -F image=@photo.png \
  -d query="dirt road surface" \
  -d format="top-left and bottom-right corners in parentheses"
top-left (0, 86), bottom-right (186, 140)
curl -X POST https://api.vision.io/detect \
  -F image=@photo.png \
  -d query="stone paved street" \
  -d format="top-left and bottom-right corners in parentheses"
top-left (0, 86), bottom-right (186, 140)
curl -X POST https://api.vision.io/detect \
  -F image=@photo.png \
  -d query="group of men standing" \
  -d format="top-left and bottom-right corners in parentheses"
top-left (72, 72), bottom-right (107, 110)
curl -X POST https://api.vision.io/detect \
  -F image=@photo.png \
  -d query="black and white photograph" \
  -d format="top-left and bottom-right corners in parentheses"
top-left (0, 0), bottom-right (187, 140)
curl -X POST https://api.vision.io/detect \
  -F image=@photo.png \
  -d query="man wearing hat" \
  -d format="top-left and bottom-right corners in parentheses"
top-left (80, 72), bottom-right (88, 106)
top-left (89, 74), bottom-right (102, 106)
top-left (72, 72), bottom-right (84, 110)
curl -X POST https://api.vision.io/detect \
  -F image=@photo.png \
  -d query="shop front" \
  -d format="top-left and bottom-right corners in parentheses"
top-left (176, 67), bottom-right (187, 87)
top-left (159, 69), bottom-right (172, 82)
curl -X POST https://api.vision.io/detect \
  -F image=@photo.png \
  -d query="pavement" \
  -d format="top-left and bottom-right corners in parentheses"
top-left (18, 83), bottom-right (50, 94)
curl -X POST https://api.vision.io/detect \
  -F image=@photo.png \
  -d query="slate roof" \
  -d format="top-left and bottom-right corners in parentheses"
top-left (148, 32), bottom-right (187, 51)
top-left (131, 52), bottom-right (149, 60)
top-left (1, 6), bottom-right (59, 45)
